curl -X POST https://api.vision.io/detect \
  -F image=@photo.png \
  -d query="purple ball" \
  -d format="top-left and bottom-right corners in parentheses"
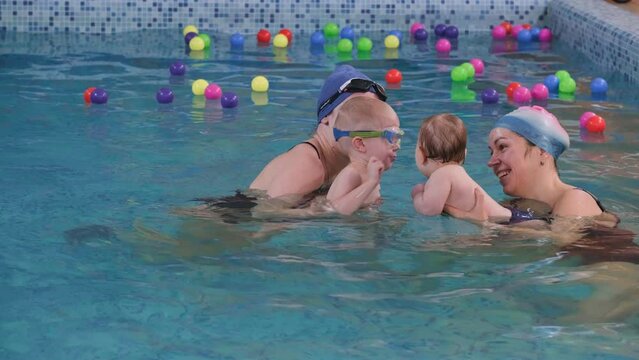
top-left (444, 26), bottom-right (459, 39)
top-left (169, 61), bottom-right (186, 76)
top-left (90, 88), bottom-right (108, 104)
top-left (184, 32), bottom-right (198, 45)
top-left (414, 28), bottom-right (428, 41)
top-left (481, 88), bottom-right (499, 104)
top-left (221, 91), bottom-right (239, 108)
top-left (156, 88), bottom-right (174, 104)
top-left (434, 24), bottom-right (447, 37)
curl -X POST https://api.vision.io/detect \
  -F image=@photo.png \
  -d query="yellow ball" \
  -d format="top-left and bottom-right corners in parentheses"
top-left (384, 35), bottom-right (400, 49)
top-left (251, 75), bottom-right (269, 92)
top-left (273, 33), bottom-right (289, 48)
top-left (189, 37), bottom-right (205, 51)
top-left (182, 25), bottom-right (198, 36)
top-left (192, 79), bottom-right (209, 95)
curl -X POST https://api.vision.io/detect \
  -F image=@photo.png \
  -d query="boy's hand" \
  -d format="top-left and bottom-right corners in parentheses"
top-left (411, 183), bottom-right (425, 199)
top-left (367, 157), bottom-right (384, 181)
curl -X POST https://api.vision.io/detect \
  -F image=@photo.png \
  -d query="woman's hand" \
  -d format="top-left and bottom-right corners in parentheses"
top-left (443, 187), bottom-right (489, 222)
top-left (411, 183), bottom-right (425, 199)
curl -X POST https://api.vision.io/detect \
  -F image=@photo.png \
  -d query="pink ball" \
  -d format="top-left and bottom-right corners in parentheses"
top-left (579, 111), bottom-right (597, 128)
top-left (435, 38), bottom-right (452, 53)
top-left (469, 58), bottom-right (484, 74)
top-left (531, 83), bottom-right (549, 100)
top-left (410, 22), bottom-right (425, 35)
top-left (204, 83), bottom-right (222, 100)
top-left (539, 28), bottom-right (553, 42)
top-left (511, 24), bottom-right (524, 38)
top-left (492, 25), bottom-right (507, 40)
top-left (512, 86), bottom-right (532, 103)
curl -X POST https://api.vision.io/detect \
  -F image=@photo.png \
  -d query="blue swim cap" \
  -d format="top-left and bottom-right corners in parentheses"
top-left (494, 106), bottom-right (570, 158)
top-left (317, 65), bottom-right (377, 122)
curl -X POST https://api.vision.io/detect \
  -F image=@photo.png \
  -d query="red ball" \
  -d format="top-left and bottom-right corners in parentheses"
top-left (83, 87), bottom-right (96, 103)
top-left (278, 28), bottom-right (293, 42)
top-left (385, 69), bottom-right (402, 84)
top-left (505, 82), bottom-right (521, 98)
top-left (585, 115), bottom-right (606, 133)
top-left (257, 29), bottom-right (271, 43)
top-left (500, 21), bottom-right (512, 34)
top-left (522, 23), bottom-right (532, 30)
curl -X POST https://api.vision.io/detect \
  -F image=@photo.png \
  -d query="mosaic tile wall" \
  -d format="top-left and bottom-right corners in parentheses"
top-left (0, 0), bottom-right (551, 34)
top-left (548, 0), bottom-right (639, 83)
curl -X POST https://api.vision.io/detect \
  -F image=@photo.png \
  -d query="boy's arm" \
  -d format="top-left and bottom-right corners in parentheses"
top-left (327, 158), bottom-right (383, 215)
top-left (412, 171), bottom-right (452, 216)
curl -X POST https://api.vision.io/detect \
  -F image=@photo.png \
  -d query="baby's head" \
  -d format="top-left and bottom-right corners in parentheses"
top-left (417, 113), bottom-right (467, 165)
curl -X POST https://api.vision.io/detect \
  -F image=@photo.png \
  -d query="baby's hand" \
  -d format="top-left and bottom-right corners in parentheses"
top-left (411, 183), bottom-right (425, 199)
top-left (367, 156), bottom-right (384, 181)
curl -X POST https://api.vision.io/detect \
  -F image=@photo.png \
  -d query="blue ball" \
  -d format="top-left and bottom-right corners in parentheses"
top-left (340, 26), bottom-right (355, 41)
top-left (230, 33), bottom-right (244, 48)
top-left (544, 75), bottom-right (560, 93)
top-left (414, 28), bottom-right (428, 41)
top-left (310, 31), bottom-right (325, 46)
top-left (481, 88), bottom-right (499, 104)
top-left (388, 30), bottom-right (403, 41)
top-left (517, 29), bottom-right (532, 43)
top-left (90, 88), bottom-right (108, 104)
top-left (221, 92), bottom-right (239, 108)
top-left (434, 24), bottom-right (447, 37)
top-left (530, 27), bottom-right (541, 41)
top-left (591, 77), bottom-right (608, 94)
top-left (169, 61), bottom-right (186, 76)
top-left (156, 88), bottom-right (174, 104)
top-left (444, 26), bottom-right (459, 39)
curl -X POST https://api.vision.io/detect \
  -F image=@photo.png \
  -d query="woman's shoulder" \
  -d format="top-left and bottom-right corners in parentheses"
top-left (553, 187), bottom-right (604, 217)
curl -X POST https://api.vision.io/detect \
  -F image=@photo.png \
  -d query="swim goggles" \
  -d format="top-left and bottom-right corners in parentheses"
top-left (333, 126), bottom-right (404, 146)
top-left (317, 78), bottom-right (388, 117)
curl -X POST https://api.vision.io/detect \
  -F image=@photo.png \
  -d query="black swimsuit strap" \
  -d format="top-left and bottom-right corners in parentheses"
top-left (574, 188), bottom-right (606, 212)
top-left (301, 141), bottom-right (321, 159)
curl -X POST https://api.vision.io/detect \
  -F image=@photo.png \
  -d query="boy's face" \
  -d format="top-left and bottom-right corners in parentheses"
top-left (363, 115), bottom-right (401, 170)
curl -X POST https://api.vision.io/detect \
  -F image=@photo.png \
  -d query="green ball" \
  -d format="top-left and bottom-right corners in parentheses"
top-left (559, 77), bottom-right (576, 93)
top-left (323, 22), bottom-right (339, 38)
top-left (451, 66), bottom-right (469, 82)
top-left (199, 33), bottom-right (211, 48)
top-left (357, 37), bottom-right (373, 52)
top-left (460, 62), bottom-right (475, 78)
top-left (555, 70), bottom-right (571, 81)
top-left (337, 38), bottom-right (353, 53)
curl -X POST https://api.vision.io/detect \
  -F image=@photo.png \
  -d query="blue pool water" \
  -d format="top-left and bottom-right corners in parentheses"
top-left (2, 30), bottom-right (639, 359)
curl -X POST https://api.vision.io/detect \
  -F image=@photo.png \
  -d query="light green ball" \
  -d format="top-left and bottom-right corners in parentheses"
top-left (450, 66), bottom-right (469, 82)
top-left (559, 77), bottom-right (576, 93)
top-left (357, 37), bottom-right (373, 52)
top-left (199, 33), bottom-right (211, 48)
top-left (337, 38), bottom-right (353, 53)
top-left (555, 70), bottom-right (571, 81)
top-left (323, 22), bottom-right (340, 38)
top-left (460, 62), bottom-right (475, 78)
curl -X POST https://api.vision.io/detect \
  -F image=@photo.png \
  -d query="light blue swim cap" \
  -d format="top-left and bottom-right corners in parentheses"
top-left (494, 106), bottom-right (570, 158)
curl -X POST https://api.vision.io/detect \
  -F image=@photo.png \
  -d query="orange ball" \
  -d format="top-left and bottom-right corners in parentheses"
top-left (279, 28), bottom-right (293, 42)
top-left (500, 21), bottom-right (513, 34)
top-left (522, 23), bottom-right (532, 30)
top-left (83, 87), bottom-right (96, 103)
top-left (385, 69), bottom-right (402, 84)
top-left (585, 115), bottom-right (606, 133)
top-left (506, 82), bottom-right (521, 98)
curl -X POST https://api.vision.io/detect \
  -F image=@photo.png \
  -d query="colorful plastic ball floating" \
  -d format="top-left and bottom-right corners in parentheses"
top-left (384, 35), bottom-right (400, 49)
top-left (189, 36), bottom-right (205, 51)
top-left (257, 29), bottom-right (271, 43)
top-left (517, 29), bottom-right (532, 43)
top-left (182, 25), bottom-right (198, 37)
top-left (492, 25), bottom-right (507, 40)
top-left (531, 83), bottom-right (549, 101)
top-left (410, 22), bottom-right (425, 35)
top-left (279, 28), bottom-right (293, 42)
top-left (273, 33), bottom-right (289, 48)
top-left (83, 87), bottom-right (96, 103)
top-left (156, 88), bottom-right (174, 104)
top-left (204, 83), bottom-right (222, 100)
top-left (513, 86), bottom-right (532, 103)
top-left (230, 33), bottom-right (245, 48)
top-left (460, 62), bottom-right (475, 78)
top-left (385, 69), bottom-right (402, 84)
top-left (585, 115), bottom-right (606, 133)
top-left (434, 24), bottom-right (448, 37)
top-left (469, 58), bottom-right (484, 75)
top-left (340, 26), bottom-right (354, 40)
top-left (435, 38), bottom-right (451, 53)
top-left (539, 28), bottom-right (553, 42)
top-left (579, 111), bottom-right (597, 129)
top-left (90, 88), bottom-right (108, 104)
top-left (506, 82), bottom-right (521, 98)
top-left (184, 32), bottom-right (198, 45)
top-left (450, 66), bottom-right (468, 82)
top-left (192, 79), bottom-right (209, 95)
top-left (388, 30), bottom-right (403, 41)
top-left (357, 37), bottom-right (373, 52)
top-left (413, 28), bottom-right (428, 41)
top-left (543, 75), bottom-right (559, 93)
top-left (251, 75), bottom-right (269, 92)
top-left (311, 31), bottom-right (325, 46)
top-left (590, 77), bottom-right (608, 94)
top-left (481, 88), bottom-right (499, 104)
top-left (444, 26), bottom-right (459, 39)
top-left (500, 21), bottom-right (513, 34)
top-left (559, 77), bottom-right (576, 94)
top-left (323, 22), bottom-right (339, 38)
top-left (221, 92), bottom-right (239, 108)
top-left (337, 38), bottom-right (353, 52)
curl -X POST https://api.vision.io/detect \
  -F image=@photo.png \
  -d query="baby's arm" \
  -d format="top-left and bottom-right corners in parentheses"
top-left (412, 170), bottom-right (452, 216)
top-left (327, 157), bottom-right (383, 215)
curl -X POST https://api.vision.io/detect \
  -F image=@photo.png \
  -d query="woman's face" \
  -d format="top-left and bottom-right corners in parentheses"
top-left (487, 128), bottom-right (541, 197)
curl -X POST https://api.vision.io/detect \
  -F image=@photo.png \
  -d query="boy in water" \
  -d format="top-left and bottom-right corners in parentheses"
top-left (411, 113), bottom-right (511, 221)
top-left (327, 97), bottom-right (402, 215)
